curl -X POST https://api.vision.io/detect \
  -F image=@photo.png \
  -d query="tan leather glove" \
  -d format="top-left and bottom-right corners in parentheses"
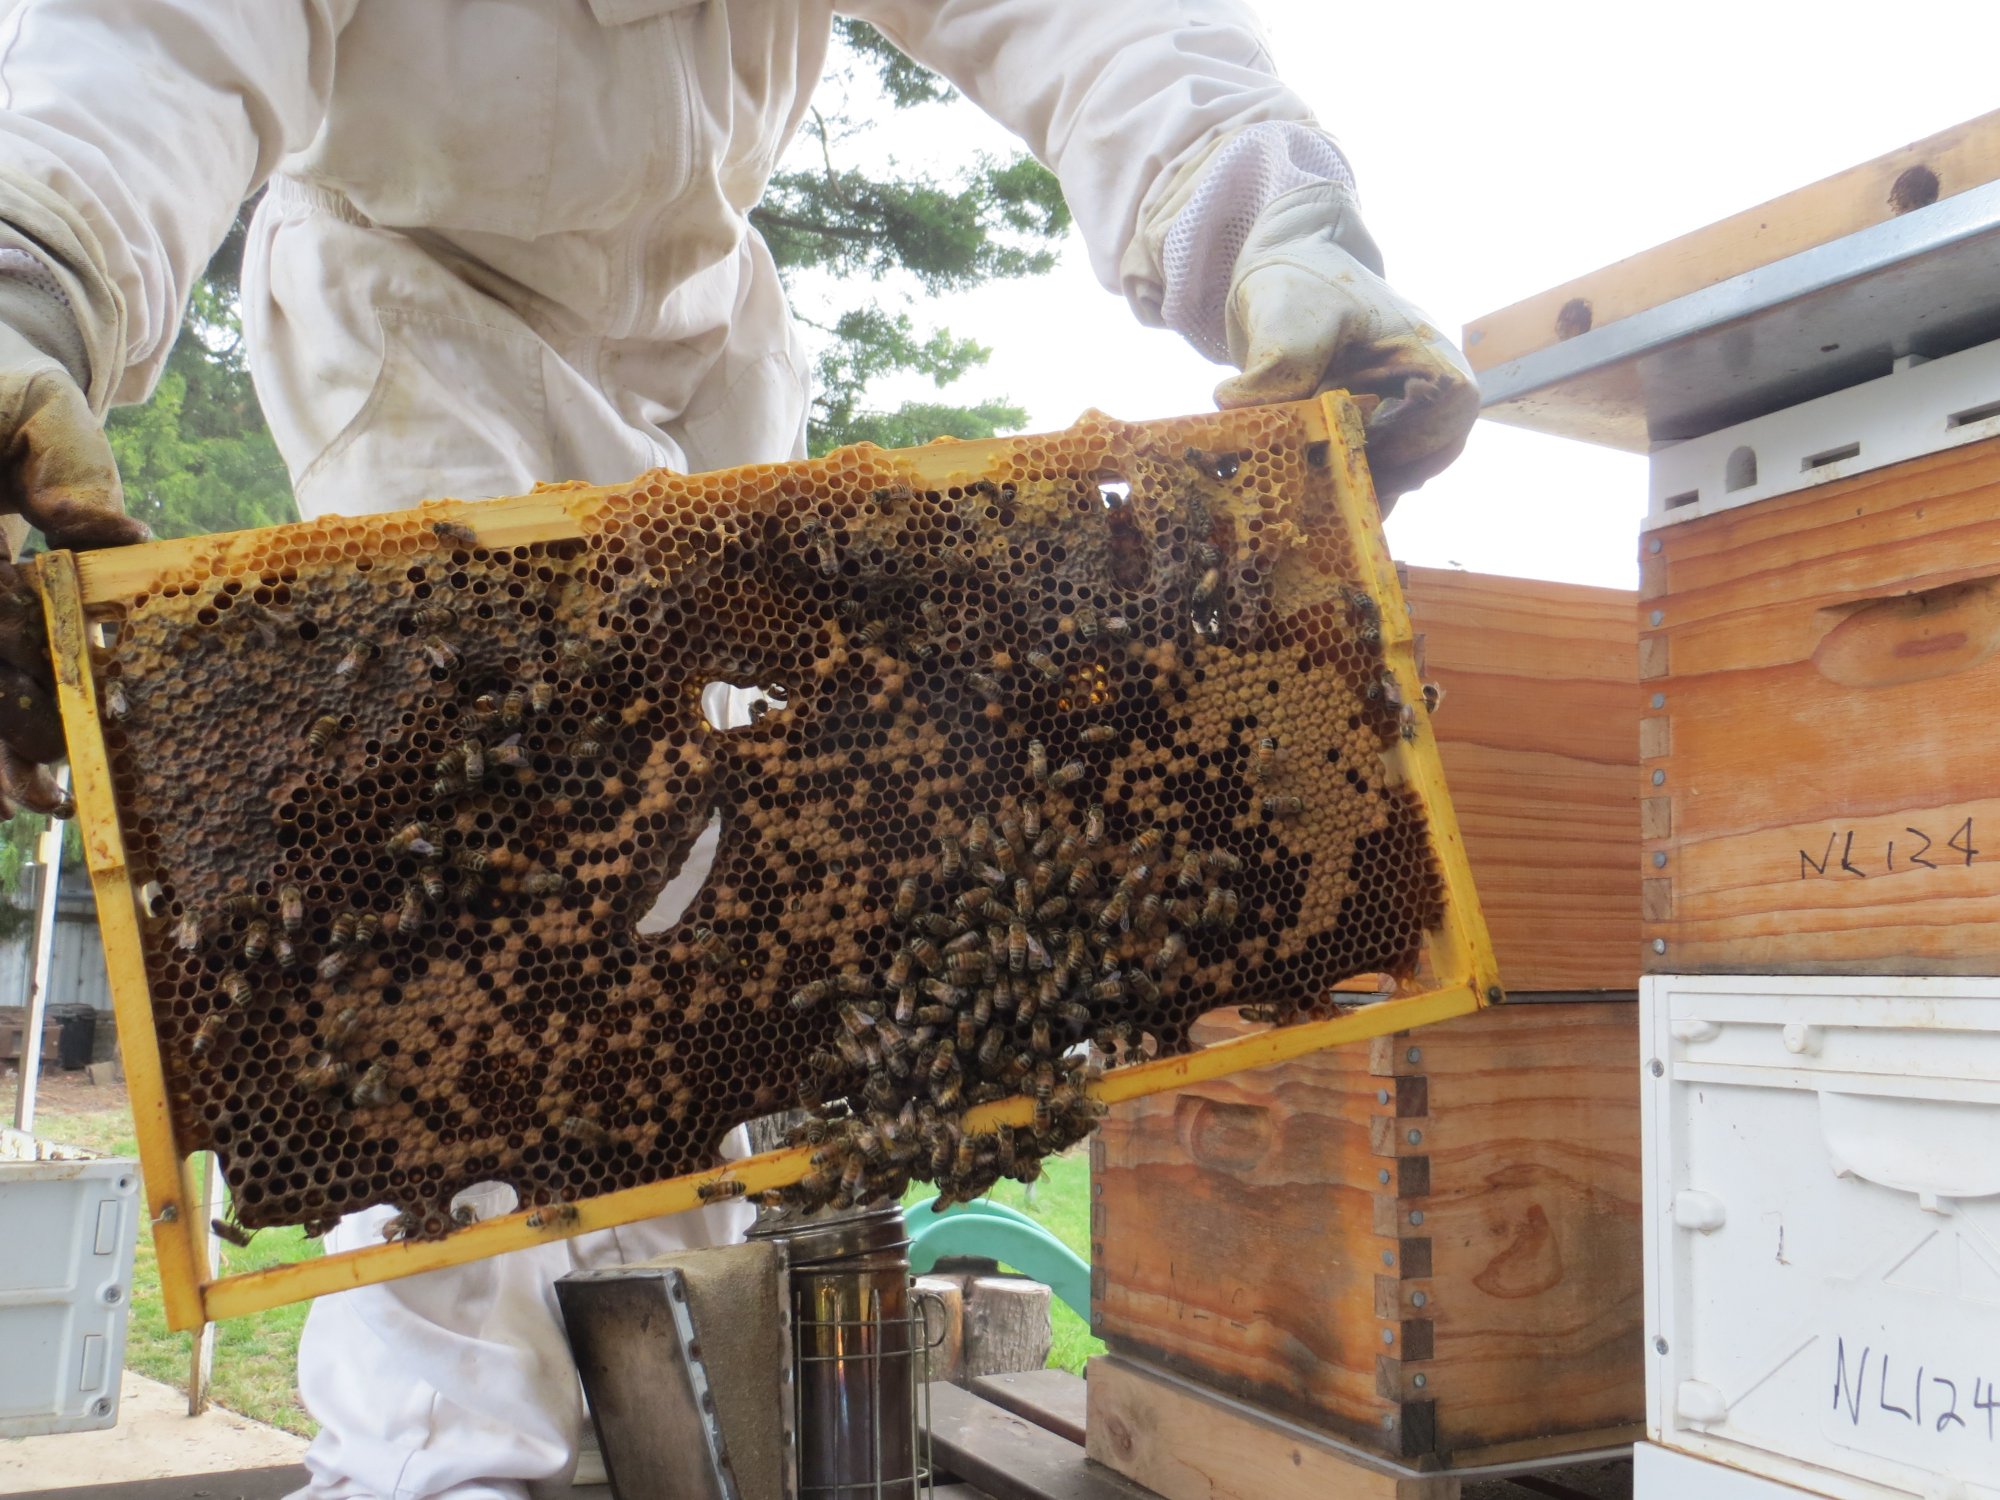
top-left (0, 277), bottom-right (150, 815)
top-left (1214, 182), bottom-right (1477, 510)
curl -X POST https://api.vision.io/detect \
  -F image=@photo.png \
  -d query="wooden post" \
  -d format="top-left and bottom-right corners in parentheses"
top-left (12, 781), bottom-right (68, 1134)
top-left (186, 1152), bottom-right (221, 1416)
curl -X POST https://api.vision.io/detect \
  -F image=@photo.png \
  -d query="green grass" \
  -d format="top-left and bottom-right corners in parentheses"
top-left (907, 1147), bottom-right (1106, 1376)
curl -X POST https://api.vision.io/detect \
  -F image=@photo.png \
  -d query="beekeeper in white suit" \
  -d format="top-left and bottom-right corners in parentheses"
top-left (0, 1), bottom-right (1477, 1495)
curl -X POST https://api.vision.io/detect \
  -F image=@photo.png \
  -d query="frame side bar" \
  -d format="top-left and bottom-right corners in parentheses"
top-left (38, 550), bottom-right (210, 1331)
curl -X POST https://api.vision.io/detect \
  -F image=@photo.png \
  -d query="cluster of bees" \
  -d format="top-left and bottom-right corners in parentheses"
top-left (94, 405), bottom-right (1441, 1245)
top-left (750, 780), bottom-right (1242, 1213)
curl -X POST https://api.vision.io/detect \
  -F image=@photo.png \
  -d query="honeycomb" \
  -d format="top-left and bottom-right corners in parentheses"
top-left (87, 401), bottom-right (1442, 1238)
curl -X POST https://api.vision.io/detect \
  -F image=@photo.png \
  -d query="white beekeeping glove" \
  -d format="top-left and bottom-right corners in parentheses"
top-left (0, 253), bottom-right (150, 814)
top-left (1140, 124), bottom-right (1477, 510)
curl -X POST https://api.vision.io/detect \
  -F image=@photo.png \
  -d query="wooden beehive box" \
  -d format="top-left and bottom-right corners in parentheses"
top-left (1403, 568), bottom-right (1637, 994)
top-left (1640, 434), bottom-right (2000, 973)
top-left (1088, 1001), bottom-right (1642, 1485)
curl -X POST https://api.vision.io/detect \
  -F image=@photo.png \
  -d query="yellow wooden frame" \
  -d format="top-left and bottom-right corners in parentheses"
top-left (41, 394), bottom-right (1499, 1332)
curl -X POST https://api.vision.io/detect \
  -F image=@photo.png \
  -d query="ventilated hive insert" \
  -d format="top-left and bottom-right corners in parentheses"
top-left (84, 402), bottom-right (1446, 1240)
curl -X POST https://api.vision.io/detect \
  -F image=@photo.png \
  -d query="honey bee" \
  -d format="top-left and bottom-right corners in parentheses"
top-left (1026, 649), bottom-right (1061, 682)
top-left (419, 636), bottom-right (460, 672)
top-left (1084, 805), bottom-right (1106, 846)
top-left (241, 918), bottom-right (271, 963)
top-left (1136, 894), bottom-right (1166, 932)
top-left (691, 926), bottom-right (734, 972)
top-left (967, 671), bottom-right (1005, 704)
top-left (276, 934), bottom-right (302, 969)
top-left (1103, 613), bottom-right (1133, 641)
top-left (452, 848), bottom-right (491, 877)
top-left (966, 815), bottom-right (992, 858)
top-left (919, 977), bottom-right (966, 1007)
top-left (329, 911), bottom-right (358, 948)
top-left (559, 1116), bottom-right (612, 1150)
top-left (1203, 887), bottom-right (1239, 928)
top-left (977, 1028), bottom-right (1006, 1072)
top-left (1030, 1018), bottom-right (1053, 1059)
top-left (946, 950), bottom-right (988, 981)
top-left (555, 640), bottom-right (598, 675)
top-left (1027, 738), bottom-right (1048, 785)
top-left (1005, 920), bottom-right (1029, 974)
top-left (1129, 828), bottom-right (1165, 860)
top-left (956, 1013), bottom-right (979, 1051)
top-left (1066, 863), bottom-right (1095, 899)
top-left (571, 735), bottom-right (606, 758)
top-left (318, 946), bottom-right (358, 982)
top-left (526, 1203), bottom-right (581, 1230)
top-left (938, 835), bottom-right (964, 881)
top-left (1129, 970), bottom-right (1161, 1005)
top-left (299, 1052), bottom-right (348, 1094)
top-left (1253, 735), bottom-right (1278, 782)
top-left (461, 738), bottom-right (485, 781)
top-left (933, 1072), bottom-right (963, 1110)
top-left (353, 912), bottom-right (381, 946)
top-left (1207, 848), bottom-right (1243, 873)
top-left (174, 911), bottom-right (206, 953)
top-left (1400, 707), bottom-right (1420, 743)
top-left (1156, 932), bottom-right (1188, 967)
top-left (521, 870), bottom-right (566, 896)
top-left (1035, 896), bottom-right (1069, 925)
top-left (790, 979), bottom-right (834, 1011)
top-left (499, 689), bottom-right (526, 729)
top-left (211, 1217), bottom-right (259, 1249)
top-left (430, 519), bottom-right (478, 546)
top-left (1080, 724), bottom-right (1118, 744)
top-left (1046, 760), bottom-right (1086, 790)
top-left (190, 1013), bottom-right (226, 1059)
top-left (1091, 976), bottom-right (1125, 1003)
top-left (1192, 567), bottom-right (1222, 606)
top-left (892, 876), bottom-right (919, 924)
top-left (1073, 606), bottom-right (1102, 641)
top-left (1422, 681), bottom-right (1445, 714)
top-left (908, 936), bottom-right (942, 973)
top-left (1058, 1001), bottom-right (1092, 1029)
top-left (350, 1060), bottom-right (392, 1108)
top-left (488, 741), bottom-right (530, 771)
top-left (1095, 888), bottom-right (1131, 933)
top-left (1020, 799), bottom-right (1043, 842)
top-left (333, 638), bottom-right (371, 680)
top-left (420, 865), bottom-right (449, 902)
top-left (220, 893), bottom-right (262, 919)
top-left (387, 822), bottom-right (438, 859)
top-left (528, 681), bottom-right (556, 715)
top-left (105, 679), bottom-right (131, 721)
top-left (408, 603), bottom-right (457, 631)
top-left (1238, 1003), bottom-right (1282, 1025)
top-left (451, 1204), bottom-right (479, 1228)
top-left (221, 972), bottom-right (252, 1007)
top-left (1262, 795), bottom-right (1304, 819)
top-left (324, 1006), bottom-right (362, 1049)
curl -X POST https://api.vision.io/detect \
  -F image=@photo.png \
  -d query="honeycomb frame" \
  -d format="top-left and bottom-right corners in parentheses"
top-left (40, 394), bottom-right (1498, 1331)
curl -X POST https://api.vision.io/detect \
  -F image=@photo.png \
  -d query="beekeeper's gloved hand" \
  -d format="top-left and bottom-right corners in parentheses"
top-left (0, 260), bottom-right (150, 815)
top-left (1133, 123), bottom-right (1477, 511)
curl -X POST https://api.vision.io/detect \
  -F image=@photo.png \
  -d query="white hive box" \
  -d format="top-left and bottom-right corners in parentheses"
top-left (1642, 976), bottom-right (2000, 1499)
top-left (0, 1133), bottom-right (140, 1437)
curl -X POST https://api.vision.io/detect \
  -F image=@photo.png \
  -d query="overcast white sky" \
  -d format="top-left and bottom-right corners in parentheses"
top-left (853, 1), bottom-right (2000, 589)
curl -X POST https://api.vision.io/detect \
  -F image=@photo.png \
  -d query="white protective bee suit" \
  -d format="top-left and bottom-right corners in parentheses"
top-left (0, 2), bottom-right (1477, 1496)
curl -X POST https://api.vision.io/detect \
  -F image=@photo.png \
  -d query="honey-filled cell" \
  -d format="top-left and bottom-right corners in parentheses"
top-left (92, 405), bottom-right (1442, 1238)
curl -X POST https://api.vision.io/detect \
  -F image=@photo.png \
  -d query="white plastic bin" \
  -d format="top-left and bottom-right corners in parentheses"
top-left (1643, 976), bottom-right (2000, 1499)
top-left (0, 1135), bottom-right (140, 1437)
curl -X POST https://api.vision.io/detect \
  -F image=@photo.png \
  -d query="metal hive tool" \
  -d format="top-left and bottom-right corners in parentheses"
top-left (41, 394), bottom-right (1498, 1330)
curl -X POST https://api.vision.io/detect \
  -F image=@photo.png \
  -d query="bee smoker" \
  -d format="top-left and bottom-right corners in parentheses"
top-left (746, 1203), bottom-right (935, 1500)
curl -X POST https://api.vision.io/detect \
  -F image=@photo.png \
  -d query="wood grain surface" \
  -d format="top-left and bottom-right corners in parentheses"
top-left (1405, 568), bottom-right (1637, 993)
top-left (1642, 434), bottom-right (2000, 972)
top-left (1090, 1004), bottom-right (1642, 1470)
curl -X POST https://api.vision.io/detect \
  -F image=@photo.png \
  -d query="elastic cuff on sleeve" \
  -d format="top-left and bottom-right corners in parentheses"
top-left (0, 249), bottom-right (89, 386)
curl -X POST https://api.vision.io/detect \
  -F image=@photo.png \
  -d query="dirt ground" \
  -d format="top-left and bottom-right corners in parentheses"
top-left (3, 1062), bottom-right (129, 1125)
